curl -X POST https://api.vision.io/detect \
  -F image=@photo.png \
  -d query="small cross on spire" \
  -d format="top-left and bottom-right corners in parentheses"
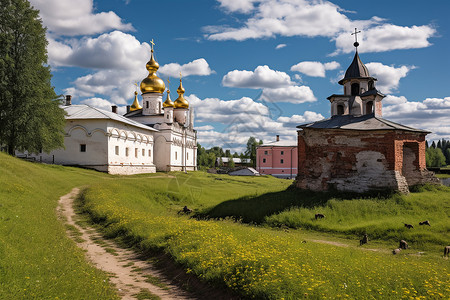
top-left (351, 28), bottom-right (361, 49)
top-left (179, 71), bottom-right (182, 81)
top-left (150, 39), bottom-right (155, 51)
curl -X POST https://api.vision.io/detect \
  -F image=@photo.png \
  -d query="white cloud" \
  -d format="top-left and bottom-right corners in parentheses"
top-left (383, 95), bottom-right (408, 106)
top-left (334, 24), bottom-right (436, 54)
top-left (30, 0), bottom-right (133, 36)
top-left (275, 43), bottom-right (286, 49)
top-left (81, 97), bottom-right (127, 115)
top-left (217, 0), bottom-right (258, 13)
top-left (208, 0), bottom-right (434, 54)
top-left (48, 31), bottom-right (150, 69)
top-left (222, 65), bottom-right (293, 89)
top-left (65, 69), bottom-right (146, 105)
top-left (277, 112), bottom-right (324, 127)
top-left (159, 58), bottom-right (214, 77)
top-left (261, 86), bottom-right (317, 104)
top-left (366, 62), bottom-right (412, 94)
top-left (383, 97), bottom-right (450, 141)
top-left (291, 61), bottom-right (340, 77)
top-left (188, 93), bottom-right (318, 152)
top-left (195, 125), bottom-right (215, 131)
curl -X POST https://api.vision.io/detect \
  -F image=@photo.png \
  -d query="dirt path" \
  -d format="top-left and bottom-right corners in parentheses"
top-left (58, 188), bottom-right (193, 300)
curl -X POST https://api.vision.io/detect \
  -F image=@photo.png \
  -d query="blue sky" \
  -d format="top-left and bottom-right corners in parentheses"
top-left (31, 0), bottom-right (450, 152)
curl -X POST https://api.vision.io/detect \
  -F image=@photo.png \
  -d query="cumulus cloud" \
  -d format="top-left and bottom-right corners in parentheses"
top-left (383, 96), bottom-right (450, 141)
top-left (334, 24), bottom-right (436, 54)
top-left (291, 61), bottom-right (340, 77)
top-left (81, 97), bottom-right (127, 115)
top-left (366, 62), bottom-right (412, 94)
top-left (159, 58), bottom-right (214, 77)
top-left (217, 0), bottom-right (258, 13)
top-left (222, 65), bottom-right (293, 89)
top-left (187, 93), bottom-right (318, 152)
top-left (207, 0), bottom-right (435, 54)
top-left (261, 86), bottom-right (317, 103)
top-left (30, 0), bottom-right (133, 36)
top-left (48, 31), bottom-right (150, 69)
top-left (383, 95), bottom-right (408, 106)
top-left (275, 43), bottom-right (286, 49)
top-left (64, 69), bottom-right (146, 105)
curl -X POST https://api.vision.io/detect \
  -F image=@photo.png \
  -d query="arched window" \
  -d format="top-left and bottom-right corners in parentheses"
top-left (337, 104), bottom-right (344, 116)
top-left (351, 83), bottom-right (360, 96)
top-left (368, 80), bottom-right (374, 90)
top-left (366, 101), bottom-right (373, 114)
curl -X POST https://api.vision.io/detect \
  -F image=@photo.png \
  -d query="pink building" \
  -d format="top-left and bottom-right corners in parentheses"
top-left (256, 135), bottom-right (298, 179)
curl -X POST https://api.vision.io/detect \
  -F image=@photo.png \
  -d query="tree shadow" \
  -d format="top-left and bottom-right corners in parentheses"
top-left (195, 186), bottom-right (396, 224)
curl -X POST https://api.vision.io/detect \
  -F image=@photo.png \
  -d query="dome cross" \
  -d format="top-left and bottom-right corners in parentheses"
top-left (351, 28), bottom-right (361, 48)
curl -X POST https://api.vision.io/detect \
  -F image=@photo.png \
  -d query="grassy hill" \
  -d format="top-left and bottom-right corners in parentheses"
top-left (0, 152), bottom-right (118, 299)
top-left (1, 152), bottom-right (449, 299)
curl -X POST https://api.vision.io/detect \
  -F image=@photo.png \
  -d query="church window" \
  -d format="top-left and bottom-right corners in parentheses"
top-left (167, 114), bottom-right (169, 119)
top-left (126, 148), bottom-right (129, 157)
top-left (281, 151), bottom-right (284, 155)
top-left (115, 146), bottom-right (119, 155)
top-left (175, 152), bottom-right (177, 160)
top-left (135, 148), bottom-right (138, 158)
top-left (80, 144), bottom-right (86, 152)
top-left (146, 101), bottom-right (149, 109)
top-left (142, 149), bottom-right (145, 156)
top-left (187, 153), bottom-right (189, 160)
top-left (264, 151), bottom-right (268, 155)
top-left (351, 83), bottom-right (360, 96)
top-left (344, 86), bottom-right (347, 95)
top-left (280, 159), bottom-right (284, 164)
top-left (263, 158), bottom-right (266, 163)
top-left (366, 101), bottom-right (373, 114)
top-left (337, 104), bottom-right (344, 115)
top-left (148, 149), bottom-right (151, 157)
top-left (368, 80), bottom-right (374, 90)
top-left (158, 102), bottom-right (161, 113)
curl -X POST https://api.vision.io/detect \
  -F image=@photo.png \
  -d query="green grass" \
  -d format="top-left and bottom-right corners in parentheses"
top-left (2, 151), bottom-right (449, 299)
top-left (0, 152), bottom-right (118, 299)
top-left (133, 288), bottom-right (160, 300)
top-left (80, 175), bottom-right (450, 299)
top-left (143, 274), bottom-right (169, 290)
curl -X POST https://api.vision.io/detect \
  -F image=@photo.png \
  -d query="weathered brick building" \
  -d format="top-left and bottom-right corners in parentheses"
top-left (296, 46), bottom-right (437, 193)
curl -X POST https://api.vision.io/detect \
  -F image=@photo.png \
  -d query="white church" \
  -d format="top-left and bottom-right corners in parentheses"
top-left (24, 45), bottom-right (197, 174)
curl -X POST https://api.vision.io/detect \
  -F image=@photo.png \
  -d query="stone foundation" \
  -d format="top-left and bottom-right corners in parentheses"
top-left (108, 164), bottom-right (156, 175)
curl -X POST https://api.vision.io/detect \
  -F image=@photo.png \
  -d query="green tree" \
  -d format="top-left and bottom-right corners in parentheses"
top-left (426, 147), bottom-right (446, 167)
top-left (245, 137), bottom-right (263, 167)
top-left (227, 155), bottom-right (235, 168)
top-left (0, 0), bottom-right (65, 155)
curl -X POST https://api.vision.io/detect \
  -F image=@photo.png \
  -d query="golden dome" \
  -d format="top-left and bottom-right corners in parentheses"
top-left (140, 49), bottom-right (165, 94)
top-left (130, 91), bottom-right (142, 111)
top-left (163, 90), bottom-right (175, 108)
top-left (174, 79), bottom-right (189, 109)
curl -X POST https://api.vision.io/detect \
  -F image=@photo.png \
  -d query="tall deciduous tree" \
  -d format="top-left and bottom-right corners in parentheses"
top-left (245, 137), bottom-right (263, 167)
top-left (0, 0), bottom-right (65, 155)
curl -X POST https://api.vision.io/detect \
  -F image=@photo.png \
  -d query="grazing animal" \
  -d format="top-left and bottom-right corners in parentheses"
top-left (392, 248), bottom-right (402, 255)
top-left (178, 206), bottom-right (193, 214)
top-left (419, 220), bottom-right (430, 226)
top-left (360, 234), bottom-right (369, 246)
top-left (404, 223), bottom-right (414, 229)
top-left (399, 240), bottom-right (408, 250)
top-left (444, 246), bottom-right (450, 257)
top-left (315, 213), bottom-right (325, 220)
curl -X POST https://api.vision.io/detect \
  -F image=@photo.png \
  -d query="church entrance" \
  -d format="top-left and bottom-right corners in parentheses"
top-left (402, 143), bottom-right (419, 186)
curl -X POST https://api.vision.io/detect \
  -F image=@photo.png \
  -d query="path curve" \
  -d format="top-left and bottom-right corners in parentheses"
top-left (58, 188), bottom-right (193, 300)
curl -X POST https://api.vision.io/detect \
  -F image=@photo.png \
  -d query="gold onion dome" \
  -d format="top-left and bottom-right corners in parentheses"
top-left (174, 79), bottom-right (189, 108)
top-left (130, 91), bottom-right (142, 111)
top-left (140, 48), bottom-right (165, 94)
top-left (163, 90), bottom-right (175, 108)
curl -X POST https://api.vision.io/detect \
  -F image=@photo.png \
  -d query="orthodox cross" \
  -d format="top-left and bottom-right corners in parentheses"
top-left (167, 77), bottom-right (170, 91)
top-left (150, 39), bottom-right (155, 51)
top-left (351, 28), bottom-right (361, 48)
top-left (134, 82), bottom-right (138, 92)
top-left (179, 71), bottom-right (182, 81)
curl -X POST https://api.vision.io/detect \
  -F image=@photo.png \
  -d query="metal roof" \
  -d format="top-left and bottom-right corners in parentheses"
top-left (62, 105), bottom-right (158, 132)
top-left (338, 51), bottom-right (375, 85)
top-left (297, 114), bottom-right (430, 133)
top-left (259, 140), bottom-right (297, 147)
